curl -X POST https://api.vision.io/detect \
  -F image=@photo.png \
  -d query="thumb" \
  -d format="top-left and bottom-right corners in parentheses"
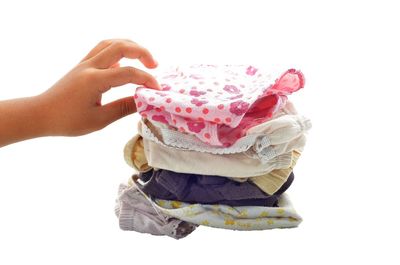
top-left (99, 96), bottom-right (137, 126)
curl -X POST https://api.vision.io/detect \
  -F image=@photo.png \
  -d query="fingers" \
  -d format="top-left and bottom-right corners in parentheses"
top-left (97, 66), bottom-right (160, 92)
top-left (110, 62), bottom-right (120, 68)
top-left (99, 96), bottom-right (137, 126)
top-left (80, 39), bottom-right (136, 63)
top-left (89, 40), bottom-right (158, 69)
top-left (80, 40), bottom-right (113, 63)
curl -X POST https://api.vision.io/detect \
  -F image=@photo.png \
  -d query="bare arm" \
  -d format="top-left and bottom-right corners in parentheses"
top-left (0, 39), bottom-right (160, 148)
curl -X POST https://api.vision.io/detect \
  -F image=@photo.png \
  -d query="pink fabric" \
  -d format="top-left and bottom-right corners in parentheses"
top-left (134, 65), bottom-right (304, 146)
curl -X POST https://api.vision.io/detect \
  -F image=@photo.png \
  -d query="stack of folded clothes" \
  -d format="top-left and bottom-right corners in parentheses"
top-left (115, 65), bottom-right (311, 239)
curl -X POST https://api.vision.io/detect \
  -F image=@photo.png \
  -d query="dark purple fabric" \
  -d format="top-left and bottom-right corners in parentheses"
top-left (275, 172), bottom-right (294, 195)
top-left (136, 169), bottom-right (294, 207)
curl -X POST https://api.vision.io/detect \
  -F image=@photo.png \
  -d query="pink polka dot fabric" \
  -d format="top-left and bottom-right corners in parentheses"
top-left (134, 65), bottom-right (305, 147)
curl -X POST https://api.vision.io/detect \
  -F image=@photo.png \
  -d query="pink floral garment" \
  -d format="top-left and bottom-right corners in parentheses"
top-left (134, 65), bottom-right (304, 146)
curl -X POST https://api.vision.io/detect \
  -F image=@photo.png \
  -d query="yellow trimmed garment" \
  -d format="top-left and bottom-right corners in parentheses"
top-left (132, 182), bottom-right (302, 231)
top-left (248, 150), bottom-right (301, 194)
top-left (124, 134), bottom-right (151, 172)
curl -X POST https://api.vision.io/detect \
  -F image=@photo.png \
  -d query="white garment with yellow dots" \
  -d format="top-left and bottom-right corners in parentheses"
top-left (133, 181), bottom-right (302, 231)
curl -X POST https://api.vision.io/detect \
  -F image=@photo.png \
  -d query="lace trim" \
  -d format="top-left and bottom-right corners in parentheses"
top-left (144, 100), bottom-right (301, 155)
top-left (160, 124), bottom-right (262, 154)
top-left (140, 119), bottom-right (267, 157)
top-left (141, 111), bottom-right (311, 162)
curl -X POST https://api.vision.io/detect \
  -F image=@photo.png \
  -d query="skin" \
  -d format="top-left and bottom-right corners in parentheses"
top-left (0, 39), bottom-right (161, 148)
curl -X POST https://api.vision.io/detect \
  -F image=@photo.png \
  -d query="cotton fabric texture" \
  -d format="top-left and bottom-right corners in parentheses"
top-left (136, 168), bottom-right (295, 206)
top-left (115, 64), bottom-right (309, 237)
top-left (134, 65), bottom-right (304, 146)
top-left (126, 133), bottom-right (294, 178)
top-left (145, 100), bottom-right (311, 158)
top-left (115, 183), bottom-right (197, 239)
top-left (124, 134), bottom-right (301, 194)
top-left (133, 180), bottom-right (302, 231)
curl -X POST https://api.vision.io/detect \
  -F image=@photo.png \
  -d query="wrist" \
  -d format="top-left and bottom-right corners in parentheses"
top-left (31, 93), bottom-right (58, 137)
top-left (0, 95), bottom-right (52, 147)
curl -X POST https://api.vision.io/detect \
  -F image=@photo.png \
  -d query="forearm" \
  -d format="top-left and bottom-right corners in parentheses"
top-left (0, 40), bottom-right (159, 148)
top-left (0, 96), bottom-right (50, 147)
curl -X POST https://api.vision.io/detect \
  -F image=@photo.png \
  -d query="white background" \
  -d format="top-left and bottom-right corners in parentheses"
top-left (0, 0), bottom-right (399, 264)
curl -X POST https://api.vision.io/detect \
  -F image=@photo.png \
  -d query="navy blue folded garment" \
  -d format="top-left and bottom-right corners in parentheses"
top-left (136, 169), bottom-right (294, 207)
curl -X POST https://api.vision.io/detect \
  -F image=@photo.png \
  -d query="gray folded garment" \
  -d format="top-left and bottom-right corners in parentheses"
top-left (115, 183), bottom-right (197, 239)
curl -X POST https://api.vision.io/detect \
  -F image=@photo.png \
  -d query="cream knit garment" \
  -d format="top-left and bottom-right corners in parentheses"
top-left (124, 134), bottom-right (299, 194)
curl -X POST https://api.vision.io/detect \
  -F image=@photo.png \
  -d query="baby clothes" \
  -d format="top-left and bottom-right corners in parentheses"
top-left (143, 112), bottom-right (310, 162)
top-left (124, 134), bottom-right (299, 194)
top-left (248, 150), bottom-right (300, 194)
top-left (134, 65), bottom-right (304, 146)
top-left (136, 169), bottom-right (295, 207)
top-left (115, 183), bottom-right (197, 239)
top-left (133, 181), bottom-right (302, 231)
top-left (128, 134), bottom-right (151, 172)
top-left (145, 100), bottom-right (311, 156)
top-left (137, 118), bottom-right (298, 175)
top-left (134, 133), bottom-right (293, 178)
top-left (116, 64), bottom-right (309, 238)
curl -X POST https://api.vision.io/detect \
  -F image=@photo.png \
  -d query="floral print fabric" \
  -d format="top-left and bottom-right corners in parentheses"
top-left (134, 65), bottom-right (305, 146)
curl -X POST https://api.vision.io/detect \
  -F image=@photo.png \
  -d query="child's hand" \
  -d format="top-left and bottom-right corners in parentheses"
top-left (0, 39), bottom-right (160, 147)
top-left (39, 39), bottom-right (160, 136)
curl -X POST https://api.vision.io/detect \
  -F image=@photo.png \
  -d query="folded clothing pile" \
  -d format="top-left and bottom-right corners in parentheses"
top-left (115, 65), bottom-right (311, 239)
